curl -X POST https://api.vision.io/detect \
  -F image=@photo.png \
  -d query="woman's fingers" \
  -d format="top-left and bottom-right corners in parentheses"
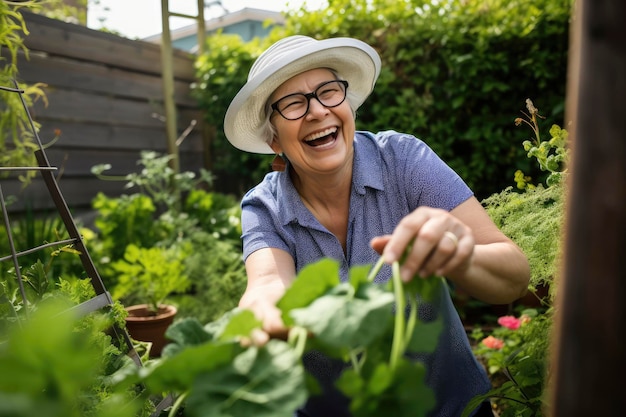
top-left (370, 235), bottom-right (391, 254)
top-left (374, 207), bottom-right (474, 282)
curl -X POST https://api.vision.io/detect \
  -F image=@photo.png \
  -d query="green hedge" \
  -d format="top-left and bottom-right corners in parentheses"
top-left (194, 0), bottom-right (572, 199)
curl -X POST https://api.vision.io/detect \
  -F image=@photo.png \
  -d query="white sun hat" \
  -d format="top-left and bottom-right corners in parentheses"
top-left (223, 35), bottom-right (381, 154)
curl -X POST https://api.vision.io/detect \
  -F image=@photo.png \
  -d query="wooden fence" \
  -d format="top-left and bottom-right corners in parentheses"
top-left (1, 11), bottom-right (209, 214)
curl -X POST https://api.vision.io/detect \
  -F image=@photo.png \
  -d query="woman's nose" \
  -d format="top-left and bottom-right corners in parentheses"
top-left (305, 97), bottom-right (330, 119)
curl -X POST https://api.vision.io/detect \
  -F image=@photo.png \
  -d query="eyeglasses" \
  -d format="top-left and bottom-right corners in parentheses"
top-left (270, 80), bottom-right (349, 121)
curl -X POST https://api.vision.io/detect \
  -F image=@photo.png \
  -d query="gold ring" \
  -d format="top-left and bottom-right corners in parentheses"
top-left (443, 231), bottom-right (459, 248)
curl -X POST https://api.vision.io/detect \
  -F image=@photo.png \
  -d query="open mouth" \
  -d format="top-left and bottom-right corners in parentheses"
top-left (304, 127), bottom-right (338, 147)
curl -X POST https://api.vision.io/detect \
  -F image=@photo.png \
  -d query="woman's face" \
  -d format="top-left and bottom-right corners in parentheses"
top-left (269, 68), bottom-right (355, 176)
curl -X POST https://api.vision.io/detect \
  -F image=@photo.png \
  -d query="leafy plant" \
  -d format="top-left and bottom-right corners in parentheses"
top-left (466, 310), bottom-right (551, 417)
top-left (171, 230), bottom-right (247, 324)
top-left (111, 243), bottom-right (191, 313)
top-left (483, 98), bottom-right (568, 299)
top-left (0, 1), bottom-right (51, 183)
top-left (89, 150), bottom-right (245, 320)
top-left (125, 257), bottom-right (444, 417)
top-left (92, 150), bottom-right (214, 215)
top-left (0, 273), bottom-right (154, 417)
top-left (466, 99), bottom-right (569, 416)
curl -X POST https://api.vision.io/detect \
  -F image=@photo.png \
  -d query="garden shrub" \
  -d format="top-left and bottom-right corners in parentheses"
top-left (88, 151), bottom-right (247, 322)
top-left (193, 0), bottom-right (572, 199)
top-left (171, 230), bottom-right (247, 324)
top-left (467, 99), bottom-right (569, 416)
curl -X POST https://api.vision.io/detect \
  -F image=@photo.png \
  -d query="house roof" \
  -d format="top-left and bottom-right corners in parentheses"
top-left (142, 7), bottom-right (285, 43)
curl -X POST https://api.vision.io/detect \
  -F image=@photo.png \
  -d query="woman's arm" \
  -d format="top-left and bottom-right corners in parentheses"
top-left (239, 247), bottom-right (296, 337)
top-left (371, 196), bottom-right (530, 304)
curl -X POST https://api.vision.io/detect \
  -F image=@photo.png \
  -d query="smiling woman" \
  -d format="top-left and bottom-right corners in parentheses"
top-left (221, 35), bottom-right (530, 417)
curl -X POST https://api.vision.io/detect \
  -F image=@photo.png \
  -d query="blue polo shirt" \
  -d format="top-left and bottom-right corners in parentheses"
top-left (241, 130), bottom-right (491, 417)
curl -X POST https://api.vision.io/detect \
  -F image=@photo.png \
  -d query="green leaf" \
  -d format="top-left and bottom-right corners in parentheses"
top-left (219, 309), bottom-right (263, 341)
top-left (290, 282), bottom-right (394, 350)
top-left (341, 357), bottom-right (435, 417)
top-left (141, 341), bottom-right (241, 393)
top-left (277, 259), bottom-right (341, 326)
top-left (366, 362), bottom-right (394, 395)
top-left (406, 316), bottom-right (444, 354)
top-left (184, 340), bottom-right (307, 417)
top-left (163, 317), bottom-right (212, 352)
top-left (404, 275), bottom-right (445, 304)
top-left (348, 264), bottom-right (372, 288)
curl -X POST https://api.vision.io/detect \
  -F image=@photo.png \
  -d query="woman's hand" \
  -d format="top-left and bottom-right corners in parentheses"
top-left (242, 296), bottom-right (290, 341)
top-left (371, 198), bottom-right (530, 304)
top-left (239, 247), bottom-right (297, 344)
top-left (370, 206), bottom-right (474, 282)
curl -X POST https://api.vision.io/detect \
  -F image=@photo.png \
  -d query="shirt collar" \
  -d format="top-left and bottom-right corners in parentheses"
top-left (276, 131), bottom-right (385, 226)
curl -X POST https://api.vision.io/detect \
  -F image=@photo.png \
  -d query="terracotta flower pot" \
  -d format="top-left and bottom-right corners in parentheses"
top-left (124, 304), bottom-right (177, 357)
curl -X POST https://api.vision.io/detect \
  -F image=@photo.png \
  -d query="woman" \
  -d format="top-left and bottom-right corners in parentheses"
top-left (224, 35), bottom-right (530, 417)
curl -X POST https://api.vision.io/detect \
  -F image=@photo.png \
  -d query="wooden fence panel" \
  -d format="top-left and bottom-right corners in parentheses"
top-left (1, 11), bottom-right (209, 215)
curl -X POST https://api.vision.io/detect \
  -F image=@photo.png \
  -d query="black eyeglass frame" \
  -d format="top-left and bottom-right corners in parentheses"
top-left (270, 80), bottom-right (349, 121)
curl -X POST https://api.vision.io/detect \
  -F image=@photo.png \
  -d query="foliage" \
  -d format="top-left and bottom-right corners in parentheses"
top-left (0, 1), bottom-right (49, 183)
top-left (466, 310), bottom-right (551, 417)
top-left (193, 0), bottom-right (572, 199)
top-left (92, 150), bottom-right (214, 215)
top-left (467, 99), bottom-right (569, 416)
top-left (91, 192), bottom-right (157, 264)
top-left (483, 99), bottom-right (568, 300)
top-left (123, 258), bottom-right (444, 417)
top-left (89, 151), bottom-right (246, 319)
top-left (111, 243), bottom-right (191, 313)
top-left (171, 231), bottom-right (247, 324)
top-left (192, 34), bottom-right (273, 195)
top-left (0, 275), bottom-right (154, 417)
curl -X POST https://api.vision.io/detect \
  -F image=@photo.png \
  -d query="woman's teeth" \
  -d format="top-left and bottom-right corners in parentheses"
top-left (305, 128), bottom-right (338, 146)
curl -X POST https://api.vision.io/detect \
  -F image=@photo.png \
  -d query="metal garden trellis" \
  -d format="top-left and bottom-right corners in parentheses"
top-left (0, 80), bottom-right (174, 415)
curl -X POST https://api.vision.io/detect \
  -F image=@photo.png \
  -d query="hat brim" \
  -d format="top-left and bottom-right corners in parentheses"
top-left (224, 37), bottom-right (381, 154)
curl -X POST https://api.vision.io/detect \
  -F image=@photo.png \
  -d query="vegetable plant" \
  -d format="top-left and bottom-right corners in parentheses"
top-left (126, 257), bottom-right (445, 417)
top-left (110, 243), bottom-right (191, 314)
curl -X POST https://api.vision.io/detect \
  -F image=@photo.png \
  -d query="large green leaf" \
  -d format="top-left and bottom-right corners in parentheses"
top-left (337, 357), bottom-right (435, 417)
top-left (277, 259), bottom-right (341, 326)
top-left (185, 340), bottom-right (307, 417)
top-left (141, 341), bottom-right (241, 393)
top-left (290, 282), bottom-right (394, 350)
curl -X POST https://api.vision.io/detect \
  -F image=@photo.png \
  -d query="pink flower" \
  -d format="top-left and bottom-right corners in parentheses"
top-left (482, 336), bottom-right (505, 350)
top-left (498, 315), bottom-right (521, 330)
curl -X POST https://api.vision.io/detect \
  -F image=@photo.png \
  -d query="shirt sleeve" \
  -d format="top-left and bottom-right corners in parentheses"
top-left (384, 131), bottom-right (473, 211)
top-left (240, 182), bottom-right (292, 262)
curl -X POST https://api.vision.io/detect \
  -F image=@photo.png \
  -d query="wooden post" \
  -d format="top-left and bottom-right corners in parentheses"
top-left (160, 0), bottom-right (180, 173)
top-left (196, 0), bottom-right (206, 55)
top-left (550, 0), bottom-right (626, 415)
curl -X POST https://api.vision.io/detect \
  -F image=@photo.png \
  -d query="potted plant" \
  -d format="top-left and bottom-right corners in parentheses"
top-left (111, 243), bottom-right (190, 356)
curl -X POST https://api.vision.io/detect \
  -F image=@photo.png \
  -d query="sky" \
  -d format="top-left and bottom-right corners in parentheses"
top-left (87, 0), bottom-right (323, 39)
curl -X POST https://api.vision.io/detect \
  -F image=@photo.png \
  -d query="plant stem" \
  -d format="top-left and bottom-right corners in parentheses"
top-left (389, 261), bottom-right (405, 371)
top-left (288, 326), bottom-right (308, 359)
top-left (403, 294), bottom-right (418, 352)
top-left (168, 391), bottom-right (188, 417)
top-left (367, 256), bottom-right (385, 282)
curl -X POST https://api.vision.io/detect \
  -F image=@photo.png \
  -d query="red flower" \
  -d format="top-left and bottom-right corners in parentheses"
top-left (498, 315), bottom-right (521, 330)
top-left (482, 336), bottom-right (505, 350)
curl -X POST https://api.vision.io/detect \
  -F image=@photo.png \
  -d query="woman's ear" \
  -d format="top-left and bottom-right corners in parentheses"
top-left (269, 138), bottom-right (282, 155)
